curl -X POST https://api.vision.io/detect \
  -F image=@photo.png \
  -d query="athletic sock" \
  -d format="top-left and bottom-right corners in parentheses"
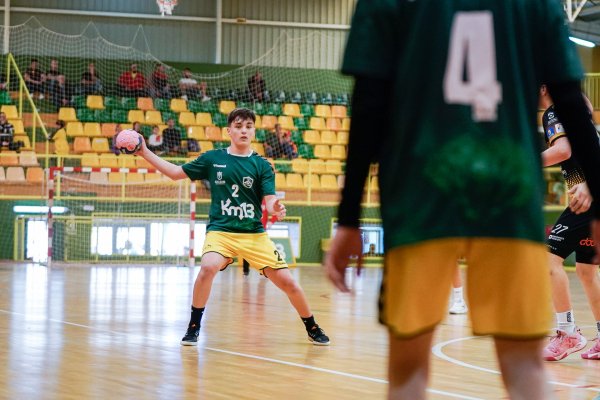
top-left (452, 287), bottom-right (464, 303)
top-left (556, 310), bottom-right (576, 334)
top-left (189, 306), bottom-right (205, 329)
top-left (596, 321), bottom-right (600, 338)
top-left (301, 315), bottom-right (316, 331)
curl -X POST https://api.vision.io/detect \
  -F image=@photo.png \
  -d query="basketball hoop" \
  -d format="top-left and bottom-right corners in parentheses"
top-left (157, 0), bottom-right (178, 16)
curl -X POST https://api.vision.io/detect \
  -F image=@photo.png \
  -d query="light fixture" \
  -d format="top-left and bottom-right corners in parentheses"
top-left (13, 206), bottom-right (68, 214)
top-left (569, 36), bottom-right (595, 48)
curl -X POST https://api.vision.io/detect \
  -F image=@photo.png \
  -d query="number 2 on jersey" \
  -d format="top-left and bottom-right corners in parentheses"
top-left (443, 11), bottom-right (502, 122)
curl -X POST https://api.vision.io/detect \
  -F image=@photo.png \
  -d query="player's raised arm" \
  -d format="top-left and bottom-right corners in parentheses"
top-left (135, 134), bottom-right (187, 180)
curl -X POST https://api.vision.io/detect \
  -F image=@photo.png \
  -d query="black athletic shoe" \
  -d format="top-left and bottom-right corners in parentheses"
top-left (181, 325), bottom-right (200, 346)
top-left (243, 263), bottom-right (250, 276)
top-left (307, 324), bottom-right (330, 346)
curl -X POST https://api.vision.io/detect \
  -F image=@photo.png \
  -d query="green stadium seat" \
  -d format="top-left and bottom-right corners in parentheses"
top-left (274, 162), bottom-right (293, 173)
top-left (72, 95), bottom-right (86, 109)
top-left (320, 93), bottom-right (334, 105)
top-left (334, 93), bottom-right (349, 106)
top-left (111, 109), bottom-right (128, 123)
top-left (298, 144), bottom-right (315, 159)
top-left (161, 111), bottom-right (177, 123)
top-left (187, 100), bottom-right (202, 113)
top-left (94, 109), bottom-right (112, 123)
top-left (252, 102), bottom-right (266, 115)
top-left (300, 104), bottom-right (314, 117)
top-left (225, 89), bottom-right (239, 101)
top-left (294, 117), bottom-right (309, 130)
top-left (212, 113), bottom-right (228, 127)
top-left (209, 87), bottom-right (223, 100)
top-left (198, 101), bottom-right (218, 113)
top-left (237, 101), bottom-right (252, 109)
top-left (140, 125), bottom-right (152, 137)
top-left (291, 130), bottom-right (304, 145)
top-left (255, 129), bottom-right (267, 142)
top-left (272, 90), bottom-right (286, 103)
top-left (304, 92), bottom-right (318, 105)
top-left (288, 91), bottom-right (302, 104)
top-left (154, 98), bottom-right (170, 112)
top-left (76, 108), bottom-right (95, 122)
top-left (264, 103), bottom-right (282, 116)
top-left (121, 97), bottom-right (137, 110)
top-left (104, 96), bottom-right (120, 109)
top-left (213, 141), bottom-right (229, 149)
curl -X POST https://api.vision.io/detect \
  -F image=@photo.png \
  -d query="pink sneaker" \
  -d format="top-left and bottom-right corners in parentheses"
top-left (543, 329), bottom-right (587, 361)
top-left (581, 339), bottom-right (600, 360)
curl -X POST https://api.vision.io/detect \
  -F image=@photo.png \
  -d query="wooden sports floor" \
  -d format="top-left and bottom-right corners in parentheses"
top-left (0, 262), bottom-right (599, 400)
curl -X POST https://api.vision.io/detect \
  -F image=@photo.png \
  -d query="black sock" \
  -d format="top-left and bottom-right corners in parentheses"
top-left (189, 306), bottom-right (205, 329)
top-left (301, 315), bottom-right (316, 330)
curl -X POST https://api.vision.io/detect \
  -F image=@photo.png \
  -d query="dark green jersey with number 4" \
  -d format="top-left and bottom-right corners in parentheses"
top-left (182, 149), bottom-right (275, 233)
top-left (342, 0), bottom-right (583, 249)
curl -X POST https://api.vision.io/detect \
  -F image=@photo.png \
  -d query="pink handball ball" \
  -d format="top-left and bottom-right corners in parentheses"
top-left (115, 129), bottom-right (142, 154)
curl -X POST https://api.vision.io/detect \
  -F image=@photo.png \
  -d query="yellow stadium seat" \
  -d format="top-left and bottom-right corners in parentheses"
top-left (5, 166), bottom-right (25, 182)
top-left (137, 97), bottom-right (154, 111)
top-left (196, 112), bottom-right (213, 126)
top-left (126, 173), bottom-right (145, 183)
top-left (325, 160), bottom-right (343, 175)
top-left (120, 123), bottom-right (133, 131)
top-left (285, 173), bottom-right (304, 189)
top-left (19, 151), bottom-right (39, 167)
top-left (326, 118), bottom-right (342, 131)
top-left (314, 144), bottom-right (331, 159)
top-left (81, 152), bottom-right (100, 167)
top-left (277, 116), bottom-right (295, 130)
top-left (199, 140), bottom-right (213, 152)
top-left (84, 122), bottom-right (101, 137)
top-left (0, 151), bottom-right (19, 166)
top-left (14, 135), bottom-right (31, 150)
top-left (87, 95), bottom-right (104, 110)
top-left (73, 137), bottom-right (92, 153)
top-left (119, 155), bottom-right (136, 168)
top-left (9, 120), bottom-right (25, 134)
top-left (91, 137), bottom-right (110, 153)
top-left (90, 172), bottom-right (108, 184)
top-left (320, 174), bottom-right (339, 190)
top-left (187, 126), bottom-right (205, 140)
top-left (219, 100), bottom-right (236, 115)
top-left (54, 139), bottom-right (70, 155)
top-left (136, 157), bottom-right (153, 169)
top-left (170, 98), bottom-right (188, 113)
top-left (341, 118), bottom-right (351, 131)
top-left (275, 173), bottom-right (287, 189)
top-left (252, 143), bottom-right (265, 156)
top-left (99, 153), bottom-right (118, 168)
top-left (331, 105), bottom-right (347, 118)
top-left (320, 130), bottom-right (337, 145)
top-left (179, 111), bottom-right (196, 126)
top-left (53, 128), bottom-right (67, 141)
top-left (58, 107), bottom-right (77, 122)
top-left (101, 123), bottom-right (117, 137)
top-left (145, 110), bottom-right (163, 125)
top-left (337, 130), bottom-right (349, 145)
top-left (1, 105), bottom-right (18, 119)
top-left (331, 145), bottom-right (346, 160)
top-left (303, 130), bottom-right (321, 145)
top-left (314, 105), bottom-right (331, 118)
top-left (255, 115), bottom-right (262, 129)
top-left (26, 167), bottom-right (44, 184)
top-left (67, 122), bottom-right (84, 137)
top-left (308, 159), bottom-right (326, 174)
top-left (292, 158), bottom-right (309, 174)
top-left (205, 126), bottom-right (223, 141)
top-left (145, 172), bottom-right (167, 183)
top-left (283, 103), bottom-right (302, 117)
top-left (303, 173), bottom-right (321, 189)
top-left (309, 117), bottom-right (326, 131)
top-left (221, 127), bottom-right (230, 140)
top-left (261, 115), bottom-right (277, 130)
top-left (108, 172), bottom-right (124, 184)
top-left (0, 166), bottom-right (4, 181)
top-left (127, 110), bottom-right (145, 124)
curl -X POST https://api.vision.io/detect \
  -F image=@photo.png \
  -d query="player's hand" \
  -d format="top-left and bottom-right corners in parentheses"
top-left (568, 182), bottom-right (592, 214)
top-left (134, 133), bottom-right (148, 157)
top-left (323, 226), bottom-right (363, 293)
top-left (272, 199), bottom-right (286, 220)
top-left (591, 220), bottom-right (600, 264)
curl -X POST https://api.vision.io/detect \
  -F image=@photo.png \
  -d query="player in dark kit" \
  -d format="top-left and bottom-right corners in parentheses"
top-left (539, 85), bottom-right (600, 361)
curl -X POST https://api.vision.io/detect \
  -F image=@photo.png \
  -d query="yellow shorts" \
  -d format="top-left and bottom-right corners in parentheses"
top-left (380, 238), bottom-right (551, 339)
top-left (202, 231), bottom-right (288, 273)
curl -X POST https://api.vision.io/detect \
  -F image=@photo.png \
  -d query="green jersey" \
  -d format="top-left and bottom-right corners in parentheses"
top-left (342, 0), bottom-right (583, 249)
top-left (182, 148), bottom-right (276, 233)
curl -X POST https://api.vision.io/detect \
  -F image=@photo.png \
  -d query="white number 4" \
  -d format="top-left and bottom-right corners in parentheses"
top-left (443, 11), bottom-right (502, 122)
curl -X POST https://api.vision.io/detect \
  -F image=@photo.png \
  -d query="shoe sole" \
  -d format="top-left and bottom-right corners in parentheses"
top-left (308, 338), bottom-right (330, 346)
top-left (180, 340), bottom-right (198, 346)
top-left (544, 340), bottom-right (587, 361)
top-left (449, 309), bottom-right (468, 315)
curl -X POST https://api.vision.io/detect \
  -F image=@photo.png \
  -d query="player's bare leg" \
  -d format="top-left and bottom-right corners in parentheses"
top-left (387, 330), bottom-right (433, 400)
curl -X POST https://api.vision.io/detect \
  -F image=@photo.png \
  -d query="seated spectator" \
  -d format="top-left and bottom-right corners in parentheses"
top-left (264, 125), bottom-right (280, 158)
top-left (279, 129), bottom-right (298, 160)
top-left (247, 71), bottom-right (266, 101)
top-left (264, 124), bottom-right (296, 159)
top-left (178, 68), bottom-right (205, 101)
top-left (24, 58), bottom-right (45, 100)
top-left (198, 81), bottom-right (211, 102)
top-left (151, 64), bottom-right (171, 99)
top-left (162, 118), bottom-right (185, 155)
top-left (118, 63), bottom-right (147, 98)
top-left (45, 59), bottom-right (68, 108)
top-left (147, 125), bottom-right (165, 154)
top-left (80, 63), bottom-right (103, 95)
top-left (51, 120), bottom-right (67, 141)
top-left (112, 123), bottom-right (122, 155)
top-left (0, 112), bottom-right (20, 151)
top-left (132, 121), bottom-right (142, 134)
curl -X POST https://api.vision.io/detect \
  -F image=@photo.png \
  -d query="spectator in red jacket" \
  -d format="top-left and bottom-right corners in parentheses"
top-left (118, 63), bottom-right (147, 98)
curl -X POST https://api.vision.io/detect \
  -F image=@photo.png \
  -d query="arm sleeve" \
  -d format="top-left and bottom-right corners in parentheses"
top-left (548, 81), bottom-right (600, 218)
top-left (181, 153), bottom-right (209, 181)
top-left (336, 76), bottom-right (390, 227)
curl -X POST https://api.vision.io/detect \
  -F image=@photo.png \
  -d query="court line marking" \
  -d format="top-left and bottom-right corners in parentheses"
top-left (432, 336), bottom-right (600, 393)
top-left (0, 309), bottom-right (482, 400)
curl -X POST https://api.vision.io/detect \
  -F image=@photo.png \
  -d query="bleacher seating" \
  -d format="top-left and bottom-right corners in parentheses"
top-left (5, 166), bottom-right (25, 182)
top-left (26, 167), bottom-right (43, 184)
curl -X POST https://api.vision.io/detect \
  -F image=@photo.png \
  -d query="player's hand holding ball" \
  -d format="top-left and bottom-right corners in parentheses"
top-left (115, 129), bottom-right (145, 155)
